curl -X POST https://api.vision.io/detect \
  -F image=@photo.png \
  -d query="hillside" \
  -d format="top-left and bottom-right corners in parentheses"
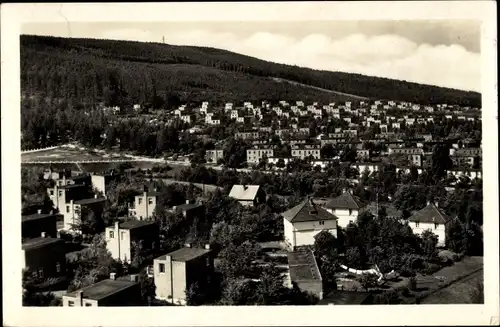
top-left (20, 35), bottom-right (481, 107)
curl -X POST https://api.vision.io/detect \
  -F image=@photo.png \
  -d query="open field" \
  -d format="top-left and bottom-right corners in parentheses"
top-left (21, 145), bottom-right (130, 162)
top-left (420, 269), bottom-right (483, 304)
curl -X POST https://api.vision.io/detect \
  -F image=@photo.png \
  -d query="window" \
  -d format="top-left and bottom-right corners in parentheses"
top-left (66, 206), bottom-right (70, 213)
top-left (415, 221), bottom-right (420, 228)
top-left (50, 190), bottom-right (54, 196)
top-left (148, 198), bottom-right (153, 205)
top-left (206, 257), bottom-right (211, 267)
top-left (121, 231), bottom-right (125, 240)
top-left (38, 269), bottom-right (44, 279)
top-left (58, 191), bottom-right (63, 197)
top-left (319, 221), bottom-right (325, 226)
top-left (138, 197), bottom-right (143, 205)
top-left (349, 209), bottom-right (353, 215)
top-left (434, 223), bottom-right (439, 229)
top-left (68, 301), bottom-right (75, 307)
top-left (56, 262), bottom-right (61, 273)
top-left (159, 263), bottom-right (165, 273)
top-left (109, 231), bottom-right (114, 238)
top-left (85, 303), bottom-right (92, 307)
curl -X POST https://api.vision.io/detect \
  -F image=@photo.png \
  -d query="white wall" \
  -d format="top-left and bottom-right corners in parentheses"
top-left (91, 175), bottom-right (106, 196)
top-left (283, 218), bottom-right (338, 248)
top-left (105, 225), bottom-right (132, 263)
top-left (408, 221), bottom-right (446, 247)
top-left (327, 208), bottom-right (359, 228)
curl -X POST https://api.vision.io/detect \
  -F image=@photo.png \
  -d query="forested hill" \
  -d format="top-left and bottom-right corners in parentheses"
top-left (21, 34), bottom-right (481, 107)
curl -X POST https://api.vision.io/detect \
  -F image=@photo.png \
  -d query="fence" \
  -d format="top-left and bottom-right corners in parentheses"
top-left (21, 146), bottom-right (60, 154)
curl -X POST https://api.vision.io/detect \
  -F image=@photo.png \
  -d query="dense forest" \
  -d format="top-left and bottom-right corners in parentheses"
top-left (21, 35), bottom-right (481, 108)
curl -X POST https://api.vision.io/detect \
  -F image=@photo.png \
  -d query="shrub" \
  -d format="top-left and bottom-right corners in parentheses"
top-left (408, 277), bottom-right (417, 291)
top-left (421, 262), bottom-right (441, 275)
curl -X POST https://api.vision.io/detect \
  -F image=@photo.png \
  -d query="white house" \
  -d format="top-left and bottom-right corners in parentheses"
top-left (283, 198), bottom-right (338, 250)
top-left (406, 202), bottom-right (452, 247)
top-left (324, 191), bottom-right (367, 228)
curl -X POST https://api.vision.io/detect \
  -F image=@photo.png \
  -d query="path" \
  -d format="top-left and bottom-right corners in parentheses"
top-left (271, 77), bottom-right (369, 100)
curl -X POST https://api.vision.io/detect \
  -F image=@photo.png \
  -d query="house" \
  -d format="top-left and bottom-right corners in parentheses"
top-left (105, 220), bottom-right (159, 263)
top-left (291, 144), bottom-right (321, 160)
top-left (356, 149), bottom-right (371, 160)
top-left (62, 274), bottom-right (140, 307)
top-left (228, 184), bottom-right (266, 207)
top-left (43, 168), bottom-right (71, 181)
top-left (171, 200), bottom-right (205, 221)
top-left (287, 249), bottom-right (323, 299)
top-left (205, 149), bottom-right (224, 164)
top-left (235, 130), bottom-right (260, 140)
top-left (246, 146), bottom-right (274, 164)
top-left (22, 235), bottom-right (67, 283)
top-left (282, 198), bottom-right (338, 250)
top-left (90, 172), bottom-right (120, 196)
top-left (406, 202), bottom-right (452, 247)
top-left (324, 191), bottom-right (367, 228)
top-left (153, 244), bottom-right (213, 305)
top-left (62, 196), bottom-right (107, 231)
top-left (47, 183), bottom-right (90, 211)
top-left (128, 187), bottom-right (160, 220)
top-left (22, 210), bottom-right (60, 240)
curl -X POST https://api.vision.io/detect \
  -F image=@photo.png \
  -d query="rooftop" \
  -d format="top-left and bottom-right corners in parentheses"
top-left (22, 237), bottom-right (63, 251)
top-left (156, 247), bottom-right (211, 262)
top-left (282, 198), bottom-right (337, 223)
top-left (65, 278), bottom-right (137, 301)
top-left (229, 185), bottom-right (261, 201)
top-left (118, 220), bottom-right (156, 230)
top-left (22, 212), bottom-right (61, 222)
top-left (326, 192), bottom-right (366, 210)
top-left (287, 249), bottom-right (322, 281)
top-left (74, 197), bottom-right (107, 205)
top-left (408, 203), bottom-right (452, 224)
top-left (174, 202), bottom-right (204, 212)
top-left (57, 183), bottom-right (87, 190)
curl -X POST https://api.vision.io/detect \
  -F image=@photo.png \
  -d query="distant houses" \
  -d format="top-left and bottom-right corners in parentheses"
top-left (229, 184), bottom-right (266, 207)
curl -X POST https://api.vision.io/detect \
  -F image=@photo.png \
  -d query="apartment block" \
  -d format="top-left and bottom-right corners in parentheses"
top-left (128, 188), bottom-right (160, 220)
top-left (22, 210), bottom-right (60, 240)
top-left (291, 144), bottom-right (321, 160)
top-left (246, 146), bottom-right (274, 164)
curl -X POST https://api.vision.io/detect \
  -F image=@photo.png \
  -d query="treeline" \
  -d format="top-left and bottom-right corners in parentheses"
top-left (21, 35), bottom-right (481, 107)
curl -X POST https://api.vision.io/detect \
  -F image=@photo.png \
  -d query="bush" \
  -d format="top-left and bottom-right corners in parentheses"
top-left (421, 262), bottom-right (441, 275)
top-left (408, 277), bottom-right (417, 291)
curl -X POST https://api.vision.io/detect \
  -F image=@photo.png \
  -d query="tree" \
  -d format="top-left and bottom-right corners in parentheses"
top-left (276, 158), bottom-right (285, 169)
top-left (393, 184), bottom-right (428, 212)
top-left (320, 144), bottom-right (337, 159)
top-left (429, 144), bottom-right (453, 181)
top-left (217, 241), bottom-right (261, 278)
top-left (185, 281), bottom-right (206, 306)
top-left (314, 231), bottom-right (339, 292)
top-left (420, 230), bottom-right (438, 258)
top-left (138, 268), bottom-right (155, 305)
top-left (358, 273), bottom-right (378, 291)
top-left (256, 264), bottom-right (286, 305)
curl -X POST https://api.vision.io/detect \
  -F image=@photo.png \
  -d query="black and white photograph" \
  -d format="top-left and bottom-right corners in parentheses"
top-left (2, 2), bottom-right (498, 326)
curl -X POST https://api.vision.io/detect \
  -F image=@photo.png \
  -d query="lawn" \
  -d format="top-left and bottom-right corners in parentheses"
top-left (22, 146), bottom-right (129, 162)
top-left (419, 270), bottom-right (483, 304)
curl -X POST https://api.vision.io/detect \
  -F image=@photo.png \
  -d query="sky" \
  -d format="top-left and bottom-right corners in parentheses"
top-left (22, 20), bottom-right (481, 92)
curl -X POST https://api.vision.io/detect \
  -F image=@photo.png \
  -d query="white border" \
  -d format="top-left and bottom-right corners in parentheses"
top-left (2, 2), bottom-right (498, 326)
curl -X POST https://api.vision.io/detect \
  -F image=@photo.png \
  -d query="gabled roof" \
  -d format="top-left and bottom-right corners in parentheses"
top-left (283, 198), bottom-right (338, 223)
top-left (325, 192), bottom-right (366, 210)
top-left (408, 204), bottom-right (452, 224)
top-left (229, 185), bottom-right (261, 201)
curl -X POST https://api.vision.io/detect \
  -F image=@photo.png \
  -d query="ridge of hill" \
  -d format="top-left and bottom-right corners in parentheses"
top-left (20, 35), bottom-right (481, 107)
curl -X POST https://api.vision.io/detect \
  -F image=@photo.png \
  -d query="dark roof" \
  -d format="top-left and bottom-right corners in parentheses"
top-left (287, 249), bottom-right (322, 281)
top-left (408, 204), bottom-right (452, 224)
top-left (282, 199), bottom-right (338, 223)
top-left (156, 247), bottom-right (211, 262)
top-left (65, 279), bottom-right (137, 301)
top-left (70, 174), bottom-right (90, 181)
top-left (74, 197), bottom-right (107, 205)
top-left (365, 203), bottom-right (402, 218)
top-left (22, 212), bottom-right (61, 222)
top-left (22, 237), bottom-right (63, 251)
top-left (118, 220), bottom-right (156, 230)
top-left (326, 192), bottom-right (365, 210)
top-left (319, 291), bottom-right (372, 305)
top-left (174, 202), bottom-right (204, 212)
top-left (58, 184), bottom-right (87, 190)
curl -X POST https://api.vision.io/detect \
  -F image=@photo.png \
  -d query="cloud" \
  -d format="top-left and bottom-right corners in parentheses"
top-left (98, 27), bottom-right (481, 92)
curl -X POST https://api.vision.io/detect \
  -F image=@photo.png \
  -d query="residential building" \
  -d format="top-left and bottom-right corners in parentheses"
top-left (154, 244), bottom-right (214, 305)
top-left (205, 149), bottom-right (224, 164)
top-left (90, 172), bottom-right (120, 196)
top-left (62, 196), bottom-right (107, 231)
top-left (171, 200), bottom-right (205, 221)
top-left (128, 187), bottom-right (160, 220)
top-left (43, 168), bottom-right (71, 181)
top-left (22, 235), bottom-right (67, 282)
top-left (325, 191), bottom-right (367, 228)
top-left (406, 202), bottom-right (452, 247)
top-left (235, 130), bottom-right (259, 140)
top-left (62, 274), bottom-right (140, 307)
top-left (228, 184), bottom-right (266, 207)
top-left (287, 249), bottom-right (323, 300)
top-left (291, 144), bottom-right (321, 160)
top-left (283, 198), bottom-right (338, 250)
top-left (22, 210), bottom-right (60, 240)
top-left (105, 220), bottom-right (159, 263)
top-left (356, 149), bottom-right (371, 160)
top-left (47, 183), bottom-right (90, 211)
top-left (246, 146), bottom-right (274, 164)
top-left (388, 147), bottom-right (424, 155)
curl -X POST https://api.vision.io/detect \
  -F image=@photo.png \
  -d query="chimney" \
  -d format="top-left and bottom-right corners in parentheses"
top-left (115, 221), bottom-right (120, 230)
top-left (186, 199), bottom-right (191, 204)
top-left (205, 244), bottom-right (211, 250)
top-left (185, 243), bottom-right (191, 248)
top-left (110, 272), bottom-right (116, 280)
top-left (434, 201), bottom-right (439, 208)
top-left (426, 200), bottom-right (431, 206)
top-left (37, 209), bottom-right (42, 214)
top-left (41, 232), bottom-right (46, 238)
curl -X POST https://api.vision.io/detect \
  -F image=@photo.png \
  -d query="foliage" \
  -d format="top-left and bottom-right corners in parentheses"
top-left (357, 273), bottom-right (379, 291)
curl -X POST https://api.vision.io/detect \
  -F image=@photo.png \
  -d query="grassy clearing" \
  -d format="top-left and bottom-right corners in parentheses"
top-left (420, 270), bottom-right (483, 304)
